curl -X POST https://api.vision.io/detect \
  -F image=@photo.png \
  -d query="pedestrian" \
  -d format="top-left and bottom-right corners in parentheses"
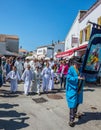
top-left (31, 66), bottom-right (41, 95)
top-left (62, 60), bottom-right (69, 89)
top-left (49, 65), bottom-right (55, 90)
top-left (6, 66), bottom-right (20, 93)
top-left (14, 57), bottom-right (23, 78)
top-left (41, 62), bottom-right (51, 93)
top-left (21, 64), bottom-right (33, 96)
top-left (57, 61), bottom-right (64, 88)
top-left (66, 57), bottom-right (85, 127)
top-left (4, 59), bottom-right (11, 75)
top-left (24, 59), bottom-right (30, 70)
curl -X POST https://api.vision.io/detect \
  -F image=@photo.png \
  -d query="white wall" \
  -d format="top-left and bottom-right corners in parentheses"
top-left (37, 47), bottom-right (47, 55)
top-left (79, 3), bottom-right (101, 45)
top-left (65, 12), bottom-right (80, 50)
top-left (79, 4), bottom-right (101, 30)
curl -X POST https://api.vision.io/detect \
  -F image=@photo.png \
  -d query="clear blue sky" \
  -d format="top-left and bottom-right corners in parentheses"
top-left (0, 0), bottom-right (96, 51)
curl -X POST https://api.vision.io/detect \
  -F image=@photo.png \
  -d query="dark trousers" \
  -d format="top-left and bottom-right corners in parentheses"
top-left (60, 76), bottom-right (63, 88)
top-left (70, 104), bottom-right (79, 122)
top-left (64, 76), bottom-right (66, 89)
top-left (60, 74), bottom-right (66, 89)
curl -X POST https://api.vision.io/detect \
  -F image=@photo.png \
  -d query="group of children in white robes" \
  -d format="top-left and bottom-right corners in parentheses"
top-left (6, 62), bottom-right (55, 95)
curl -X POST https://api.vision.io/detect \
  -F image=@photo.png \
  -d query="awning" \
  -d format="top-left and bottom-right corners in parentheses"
top-left (56, 44), bottom-right (88, 58)
top-left (75, 44), bottom-right (88, 51)
top-left (56, 50), bottom-right (74, 58)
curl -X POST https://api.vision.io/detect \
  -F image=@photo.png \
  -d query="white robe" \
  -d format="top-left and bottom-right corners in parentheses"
top-left (24, 62), bottom-right (30, 70)
top-left (49, 69), bottom-right (54, 90)
top-left (14, 61), bottom-right (23, 78)
top-left (41, 67), bottom-right (51, 92)
top-left (49, 61), bottom-right (54, 69)
top-left (6, 70), bottom-right (20, 92)
top-left (31, 70), bottom-right (41, 94)
top-left (21, 69), bottom-right (33, 95)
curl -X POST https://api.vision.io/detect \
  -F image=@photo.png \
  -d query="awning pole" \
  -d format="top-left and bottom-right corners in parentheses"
top-left (87, 20), bottom-right (101, 28)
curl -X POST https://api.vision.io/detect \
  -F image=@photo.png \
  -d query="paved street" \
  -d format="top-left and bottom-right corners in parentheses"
top-left (0, 83), bottom-right (101, 130)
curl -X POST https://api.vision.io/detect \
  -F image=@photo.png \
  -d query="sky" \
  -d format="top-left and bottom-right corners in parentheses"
top-left (0, 0), bottom-right (97, 51)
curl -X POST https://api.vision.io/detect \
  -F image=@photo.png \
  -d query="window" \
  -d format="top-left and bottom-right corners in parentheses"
top-left (58, 49), bottom-right (61, 52)
top-left (80, 25), bottom-right (91, 44)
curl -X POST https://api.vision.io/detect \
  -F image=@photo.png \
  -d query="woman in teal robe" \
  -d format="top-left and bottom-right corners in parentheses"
top-left (66, 58), bottom-right (84, 127)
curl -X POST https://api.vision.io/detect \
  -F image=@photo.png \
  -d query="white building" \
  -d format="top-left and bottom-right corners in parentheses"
top-left (78, 0), bottom-right (101, 57)
top-left (37, 46), bottom-right (47, 59)
top-left (37, 45), bottom-right (54, 59)
top-left (65, 11), bottom-right (87, 50)
top-left (56, 0), bottom-right (101, 58)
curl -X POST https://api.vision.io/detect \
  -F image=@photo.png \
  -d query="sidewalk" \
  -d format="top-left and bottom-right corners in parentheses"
top-left (0, 83), bottom-right (101, 130)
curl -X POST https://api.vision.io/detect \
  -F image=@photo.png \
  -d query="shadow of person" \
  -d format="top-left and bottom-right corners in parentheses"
top-left (0, 103), bottom-right (19, 109)
top-left (0, 117), bottom-right (29, 130)
top-left (83, 88), bottom-right (95, 92)
top-left (0, 89), bottom-right (10, 94)
top-left (0, 88), bottom-right (24, 95)
top-left (0, 89), bottom-right (20, 98)
top-left (0, 94), bottom-right (19, 98)
top-left (0, 110), bottom-right (26, 118)
top-left (76, 112), bottom-right (101, 125)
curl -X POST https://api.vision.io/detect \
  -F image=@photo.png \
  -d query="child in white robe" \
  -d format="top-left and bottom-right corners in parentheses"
top-left (49, 66), bottom-right (54, 90)
top-left (41, 62), bottom-right (51, 93)
top-left (31, 66), bottom-right (41, 95)
top-left (6, 66), bottom-right (20, 93)
top-left (21, 64), bottom-right (33, 95)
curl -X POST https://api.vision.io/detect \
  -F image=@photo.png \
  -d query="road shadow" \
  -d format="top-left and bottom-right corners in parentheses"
top-left (0, 89), bottom-right (24, 98)
top-left (29, 88), bottom-right (65, 96)
top-left (76, 112), bottom-right (101, 125)
top-left (0, 107), bottom-right (30, 130)
top-left (85, 82), bottom-right (101, 88)
top-left (0, 117), bottom-right (29, 130)
top-left (2, 84), bottom-right (10, 87)
top-left (0, 89), bottom-right (10, 94)
top-left (0, 110), bottom-right (26, 118)
top-left (0, 103), bottom-right (19, 109)
top-left (83, 88), bottom-right (95, 92)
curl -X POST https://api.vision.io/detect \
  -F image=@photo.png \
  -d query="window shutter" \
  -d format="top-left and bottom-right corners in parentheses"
top-left (80, 30), bottom-right (83, 44)
top-left (98, 16), bottom-right (101, 25)
top-left (86, 25), bottom-right (91, 41)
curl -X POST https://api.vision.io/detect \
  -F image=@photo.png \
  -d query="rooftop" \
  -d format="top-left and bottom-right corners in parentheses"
top-left (79, 0), bottom-right (101, 22)
top-left (0, 34), bottom-right (19, 42)
top-left (19, 48), bottom-right (28, 53)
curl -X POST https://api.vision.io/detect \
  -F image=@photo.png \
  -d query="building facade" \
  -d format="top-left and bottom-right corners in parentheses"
top-left (57, 0), bottom-right (101, 58)
top-left (37, 45), bottom-right (53, 59)
top-left (78, 0), bottom-right (101, 57)
top-left (54, 41), bottom-right (65, 56)
top-left (0, 34), bottom-right (19, 56)
top-left (65, 11), bottom-right (87, 51)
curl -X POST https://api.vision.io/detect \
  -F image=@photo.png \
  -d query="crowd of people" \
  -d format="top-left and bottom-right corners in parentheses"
top-left (0, 56), bottom-right (69, 96)
top-left (1, 55), bottom-right (100, 127)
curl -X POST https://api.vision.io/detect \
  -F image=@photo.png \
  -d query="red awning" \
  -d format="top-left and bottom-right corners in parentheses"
top-left (56, 44), bottom-right (88, 58)
top-left (56, 50), bottom-right (74, 58)
top-left (75, 44), bottom-right (88, 51)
